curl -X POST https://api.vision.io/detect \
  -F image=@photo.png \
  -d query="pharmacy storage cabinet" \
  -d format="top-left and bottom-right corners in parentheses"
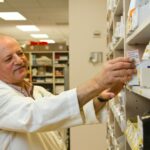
top-left (23, 44), bottom-right (69, 94)
top-left (106, 0), bottom-right (150, 149)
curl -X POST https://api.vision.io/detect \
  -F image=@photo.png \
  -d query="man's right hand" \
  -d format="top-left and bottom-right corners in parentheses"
top-left (94, 57), bottom-right (136, 91)
top-left (77, 57), bottom-right (136, 108)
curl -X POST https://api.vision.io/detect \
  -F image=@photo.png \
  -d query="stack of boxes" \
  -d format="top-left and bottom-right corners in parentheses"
top-left (127, 0), bottom-right (150, 35)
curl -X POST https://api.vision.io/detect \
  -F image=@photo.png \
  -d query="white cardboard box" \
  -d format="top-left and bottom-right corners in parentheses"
top-left (139, 60), bottom-right (150, 88)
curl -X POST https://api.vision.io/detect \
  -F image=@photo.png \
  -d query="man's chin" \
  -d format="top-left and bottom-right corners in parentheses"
top-left (12, 77), bottom-right (26, 85)
top-left (15, 73), bottom-right (27, 81)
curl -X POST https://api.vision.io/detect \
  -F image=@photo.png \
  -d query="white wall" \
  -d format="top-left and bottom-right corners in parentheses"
top-left (70, 124), bottom-right (107, 150)
top-left (69, 0), bottom-right (107, 86)
top-left (69, 0), bottom-right (107, 149)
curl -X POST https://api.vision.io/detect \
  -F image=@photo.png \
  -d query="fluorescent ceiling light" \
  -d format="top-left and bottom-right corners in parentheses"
top-left (30, 34), bottom-right (49, 38)
top-left (0, 0), bottom-right (4, 2)
top-left (0, 12), bottom-right (26, 20)
top-left (16, 25), bottom-right (40, 32)
top-left (40, 39), bottom-right (55, 44)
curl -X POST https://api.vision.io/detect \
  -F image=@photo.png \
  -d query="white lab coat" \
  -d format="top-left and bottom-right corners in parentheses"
top-left (0, 80), bottom-right (98, 150)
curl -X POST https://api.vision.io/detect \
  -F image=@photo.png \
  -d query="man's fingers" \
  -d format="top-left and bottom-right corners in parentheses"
top-left (108, 57), bottom-right (134, 64)
top-left (113, 69), bottom-right (137, 77)
top-left (113, 75), bottom-right (134, 83)
top-left (98, 56), bottom-right (136, 90)
top-left (108, 69), bottom-right (136, 84)
top-left (109, 61), bottom-right (136, 71)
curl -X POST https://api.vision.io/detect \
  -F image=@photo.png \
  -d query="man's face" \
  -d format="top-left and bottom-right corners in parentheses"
top-left (0, 37), bottom-right (28, 84)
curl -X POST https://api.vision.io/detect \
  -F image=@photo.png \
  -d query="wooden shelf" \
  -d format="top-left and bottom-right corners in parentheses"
top-left (55, 65), bottom-right (66, 68)
top-left (32, 82), bottom-right (53, 84)
top-left (24, 50), bottom-right (69, 94)
top-left (32, 75), bottom-right (53, 77)
top-left (55, 75), bottom-right (64, 78)
top-left (126, 19), bottom-right (150, 44)
top-left (55, 82), bottom-right (64, 84)
top-left (32, 65), bottom-right (52, 67)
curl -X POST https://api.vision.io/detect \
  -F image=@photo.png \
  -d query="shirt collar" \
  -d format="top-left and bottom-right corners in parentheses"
top-left (8, 80), bottom-right (33, 97)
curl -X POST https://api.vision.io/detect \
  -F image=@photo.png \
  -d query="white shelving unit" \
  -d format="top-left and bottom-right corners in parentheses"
top-left (106, 0), bottom-right (150, 149)
top-left (126, 19), bottom-right (150, 44)
top-left (127, 86), bottom-right (150, 100)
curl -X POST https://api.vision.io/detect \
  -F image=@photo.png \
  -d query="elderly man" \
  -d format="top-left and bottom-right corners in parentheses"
top-left (0, 35), bottom-right (136, 150)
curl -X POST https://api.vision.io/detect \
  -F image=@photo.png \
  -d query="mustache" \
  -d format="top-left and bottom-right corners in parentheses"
top-left (13, 64), bottom-right (28, 71)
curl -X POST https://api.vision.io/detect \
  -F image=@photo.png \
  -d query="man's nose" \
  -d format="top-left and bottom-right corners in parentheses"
top-left (14, 54), bottom-right (23, 64)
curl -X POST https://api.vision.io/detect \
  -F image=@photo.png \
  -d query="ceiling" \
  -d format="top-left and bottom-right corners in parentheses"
top-left (0, 0), bottom-right (69, 44)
